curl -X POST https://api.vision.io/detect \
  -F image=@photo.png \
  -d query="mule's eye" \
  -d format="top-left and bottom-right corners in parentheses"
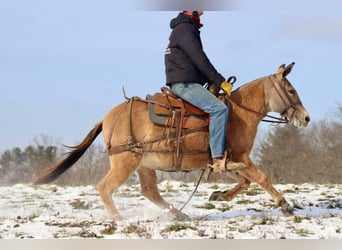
top-left (288, 89), bottom-right (296, 95)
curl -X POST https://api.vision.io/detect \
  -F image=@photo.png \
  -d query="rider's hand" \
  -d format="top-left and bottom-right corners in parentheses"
top-left (208, 83), bottom-right (219, 96)
top-left (220, 81), bottom-right (233, 96)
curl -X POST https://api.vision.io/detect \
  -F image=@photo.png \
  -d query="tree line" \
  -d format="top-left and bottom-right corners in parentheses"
top-left (0, 105), bottom-right (341, 185)
top-left (0, 135), bottom-right (110, 186)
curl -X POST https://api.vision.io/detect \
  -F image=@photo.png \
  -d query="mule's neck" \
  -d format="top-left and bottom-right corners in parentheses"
top-left (226, 77), bottom-right (268, 154)
top-left (231, 76), bottom-right (268, 123)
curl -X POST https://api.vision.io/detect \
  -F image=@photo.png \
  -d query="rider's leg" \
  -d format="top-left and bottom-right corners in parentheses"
top-left (170, 83), bottom-right (245, 171)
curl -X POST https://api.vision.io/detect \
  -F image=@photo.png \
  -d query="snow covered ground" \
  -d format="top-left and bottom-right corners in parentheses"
top-left (0, 181), bottom-right (341, 239)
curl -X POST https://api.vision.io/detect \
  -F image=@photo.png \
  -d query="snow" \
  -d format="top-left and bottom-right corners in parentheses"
top-left (0, 181), bottom-right (341, 239)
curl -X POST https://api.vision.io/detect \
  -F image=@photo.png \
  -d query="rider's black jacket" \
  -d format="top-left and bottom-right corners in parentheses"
top-left (165, 13), bottom-right (225, 87)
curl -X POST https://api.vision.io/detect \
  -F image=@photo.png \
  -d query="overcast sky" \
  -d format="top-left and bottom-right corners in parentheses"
top-left (1, 0), bottom-right (341, 152)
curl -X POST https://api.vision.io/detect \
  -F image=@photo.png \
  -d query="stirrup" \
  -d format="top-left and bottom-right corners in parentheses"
top-left (208, 151), bottom-right (246, 173)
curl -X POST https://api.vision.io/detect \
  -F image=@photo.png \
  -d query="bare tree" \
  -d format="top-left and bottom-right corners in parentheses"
top-left (256, 104), bottom-right (342, 184)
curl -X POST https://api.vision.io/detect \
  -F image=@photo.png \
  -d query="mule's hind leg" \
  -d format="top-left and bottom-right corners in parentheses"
top-left (210, 156), bottom-right (293, 216)
top-left (137, 167), bottom-right (189, 220)
top-left (97, 153), bottom-right (140, 220)
top-left (238, 157), bottom-right (294, 216)
top-left (209, 172), bottom-right (251, 201)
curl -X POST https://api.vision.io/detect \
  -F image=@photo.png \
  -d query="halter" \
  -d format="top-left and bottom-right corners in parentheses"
top-left (269, 74), bottom-right (302, 122)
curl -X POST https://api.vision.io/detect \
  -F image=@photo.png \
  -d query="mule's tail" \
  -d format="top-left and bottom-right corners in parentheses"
top-left (33, 121), bottom-right (103, 185)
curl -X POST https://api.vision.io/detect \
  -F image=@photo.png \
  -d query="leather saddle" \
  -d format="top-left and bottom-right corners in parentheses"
top-left (147, 87), bottom-right (209, 129)
top-left (146, 87), bottom-right (211, 172)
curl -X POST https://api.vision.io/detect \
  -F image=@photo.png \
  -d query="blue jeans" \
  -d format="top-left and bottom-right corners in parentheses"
top-left (170, 83), bottom-right (228, 158)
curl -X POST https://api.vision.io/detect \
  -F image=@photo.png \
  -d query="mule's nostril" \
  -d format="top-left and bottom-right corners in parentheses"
top-left (305, 116), bottom-right (311, 122)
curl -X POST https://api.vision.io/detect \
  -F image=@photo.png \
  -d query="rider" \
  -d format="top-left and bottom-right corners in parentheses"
top-left (164, 11), bottom-right (245, 172)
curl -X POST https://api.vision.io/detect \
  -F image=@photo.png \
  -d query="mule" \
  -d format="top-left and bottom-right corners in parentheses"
top-left (34, 63), bottom-right (310, 220)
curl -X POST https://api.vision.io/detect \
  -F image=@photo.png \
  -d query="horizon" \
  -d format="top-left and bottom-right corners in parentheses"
top-left (1, 1), bottom-right (341, 152)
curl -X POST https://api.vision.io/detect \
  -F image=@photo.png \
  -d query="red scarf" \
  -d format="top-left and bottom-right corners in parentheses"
top-left (182, 11), bottom-right (203, 29)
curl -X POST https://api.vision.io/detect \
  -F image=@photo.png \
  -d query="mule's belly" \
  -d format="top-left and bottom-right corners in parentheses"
top-left (139, 131), bottom-right (209, 171)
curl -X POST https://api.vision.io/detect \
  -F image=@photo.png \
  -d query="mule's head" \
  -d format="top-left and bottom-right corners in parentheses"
top-left (264, 62), bottom-right (310, 127)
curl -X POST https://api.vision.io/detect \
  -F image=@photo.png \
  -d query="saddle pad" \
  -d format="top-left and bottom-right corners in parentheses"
top-left (147, 94), bottom-right (209, 129)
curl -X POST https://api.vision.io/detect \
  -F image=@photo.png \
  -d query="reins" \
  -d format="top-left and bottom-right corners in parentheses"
top-left (225, 94), bottom-right (289, 124)
top-left (225, 74), bottom-right (292, 124)
top-left (178, 167), bottom-right (207, 211)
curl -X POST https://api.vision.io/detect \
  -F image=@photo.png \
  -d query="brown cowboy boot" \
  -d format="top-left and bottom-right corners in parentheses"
top-left (210, 151), bottom-right (246, 172)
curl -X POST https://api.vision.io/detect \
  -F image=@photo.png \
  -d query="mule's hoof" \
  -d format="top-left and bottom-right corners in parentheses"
top-left (169, 209), bottom-right (190, 221)
top-left (209, 191), bottom-right (226, 201)
top-left (108, 214), bottom-right (123, 221)
top-left (277, 198), bottom-right (294, 217)
top-left (279, 201), bottom-right (294, 217)
top-left (281, 205), bottom-right (294, 217)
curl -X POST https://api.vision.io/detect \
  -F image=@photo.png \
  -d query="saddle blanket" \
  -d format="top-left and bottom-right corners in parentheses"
top-left (146, 93), bottom-right (209, 129)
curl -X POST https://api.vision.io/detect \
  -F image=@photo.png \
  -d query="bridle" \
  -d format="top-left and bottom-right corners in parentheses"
top-left (268, 74), bottom-right (302, 122)
top-left (225, 74), bottom-right (301, 124)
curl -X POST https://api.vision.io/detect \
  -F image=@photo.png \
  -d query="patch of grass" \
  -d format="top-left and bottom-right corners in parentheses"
top-left (121, 223), bottom-right (149, 238)
top-left (161, 222), bottom-right (197, 233)
top-left (293, 227), bottom-right (314, 237)
top-left (27, 213), bottom-right (39, 221)
top-left (196, 202), bottom-right (216, 210)
top-left (39, 202), bottom-right (51, 209)
top-left (236, 199), bottom-right (254, 205)
top-left (78, 229), bottom-right (101, 238)
top-left (210, 184), bottom-right (220, 189)
top-left (180, 183), bottom-right (189, 188)
top-left (101, 222), bottom-right (117, 235)
top-left (324, 195), bottom-right (336, 199)
top-left (327, 199), bottom-right (342, 209)
top-left (254, 215), bottom-right (277, 225)
top-left (244, 184), bottom-right (262, 196)
top-left (238, 226), bottom-right (253, 233)
top-left (121, 224), bottom-right (142, 234)
top-left (69, 199), bottom-right (89, 209)
top-left (317, 198), bottom-right (327, 202)
top-left (245, 190), bottom-right (259, 196)
top-left (217, 204), bottom-right (233, 212)
top-left (293, 216), bottom-right (303, 223)
top-left (197, 229), bottom-right (209, 237)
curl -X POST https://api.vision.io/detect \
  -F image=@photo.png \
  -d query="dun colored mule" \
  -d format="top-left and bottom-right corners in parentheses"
top-left (34, 63), bottom-right (310, 220)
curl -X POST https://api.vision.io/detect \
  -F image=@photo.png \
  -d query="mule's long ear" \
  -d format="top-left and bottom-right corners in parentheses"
top-left (276, 62), bottom-right (295, 79)
top-left (276, 64), bottom-right (286, 79)
top-left (283, 62), bottom-right (295, 78)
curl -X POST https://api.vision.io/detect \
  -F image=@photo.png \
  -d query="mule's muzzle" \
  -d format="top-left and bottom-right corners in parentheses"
top-left (292, 110), bottom-right (310, 127)
top-left (283, 105), bottom-right (310, 127)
